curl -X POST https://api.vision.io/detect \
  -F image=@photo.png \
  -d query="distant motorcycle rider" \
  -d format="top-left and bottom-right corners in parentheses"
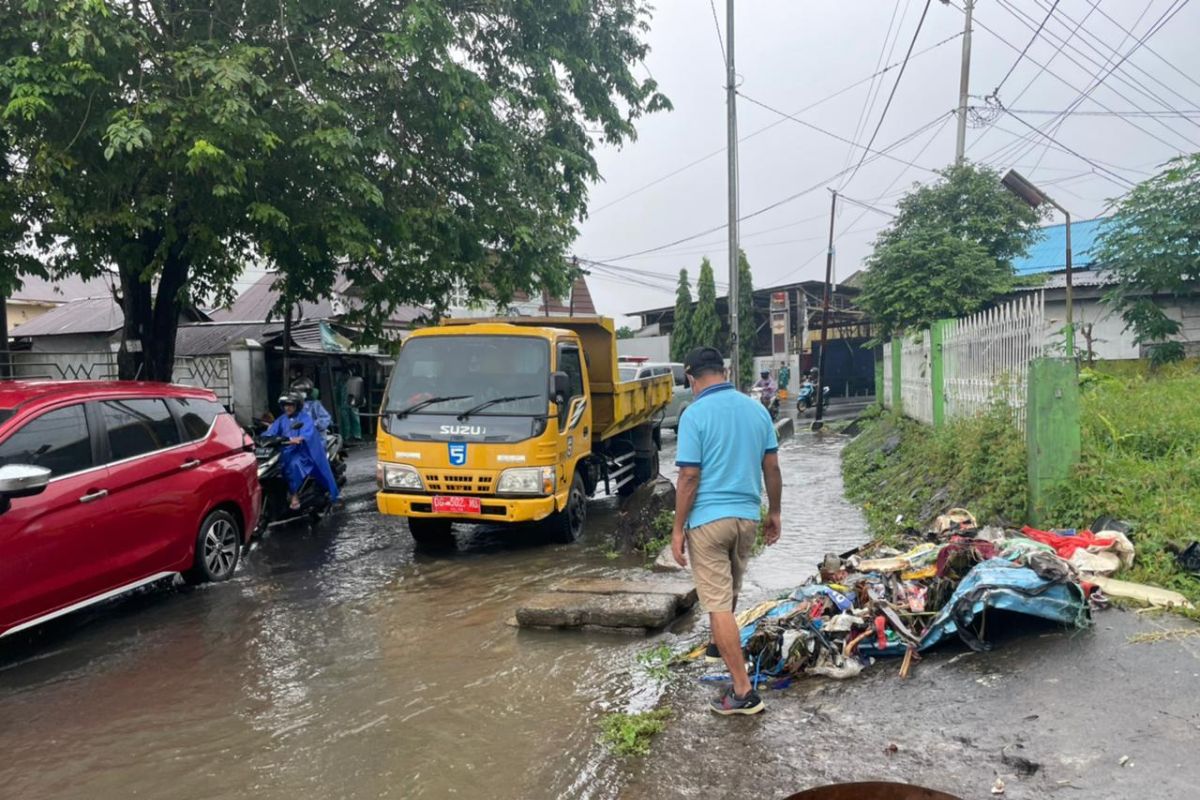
top-left (754, 370), bottom-right (777, 397)
top-left (291, 377), bottom-right (333, 433)
top-left (265, 392), bottom-right (340, 511)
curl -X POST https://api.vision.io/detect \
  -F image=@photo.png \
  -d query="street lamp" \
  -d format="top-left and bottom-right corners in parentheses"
top-left (1001, 169), bottom-right (1075, 357)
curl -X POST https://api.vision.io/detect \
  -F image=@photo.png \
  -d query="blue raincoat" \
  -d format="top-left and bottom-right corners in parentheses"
top-left (304, 399), bottom-right (333, 433)
top-left (266, 410), bottom-right (340, 503)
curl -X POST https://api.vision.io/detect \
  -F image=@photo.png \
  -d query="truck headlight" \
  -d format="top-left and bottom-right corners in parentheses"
top-left (382, 463), bottom-right (424, 491)
top-left (496, 466), bottom-right (555, 495)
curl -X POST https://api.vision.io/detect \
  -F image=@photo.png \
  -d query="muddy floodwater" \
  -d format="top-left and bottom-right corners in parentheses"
top-left (0, 431), bottom-right (865, 799)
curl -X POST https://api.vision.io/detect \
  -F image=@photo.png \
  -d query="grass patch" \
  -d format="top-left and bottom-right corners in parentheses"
top-left (841, 404), bottom-right (1026, 546)
top-left (599, 708), bottom-right (671, 756)
top-left (1043, 361), bottom-right (1200, 605)
top-left (636, 643), bottom-right (674, 682)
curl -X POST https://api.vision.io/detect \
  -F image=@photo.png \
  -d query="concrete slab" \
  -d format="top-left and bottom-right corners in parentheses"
top-left (548, 578), bottom-right (697, 610)
top-left (515, 591), bottom-right (680, 630)
top-left (651, 545), bottom-right (690, 574)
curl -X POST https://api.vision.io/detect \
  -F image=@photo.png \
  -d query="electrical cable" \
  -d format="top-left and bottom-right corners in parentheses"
top-left (841, 0), bottom-right (933, 190)
top-left (839, 0), bottom-right (910, 181)
top-left (595, 112), bottom-right (951, 263)
top-left (1001, 110), bottom-right (1137, 187)
top-left (707, 0), bottom-right (726, 65)
top-left (992, 0), bottom-right (1061, 99)
top-left (586, 30), bottom-right (963, 216)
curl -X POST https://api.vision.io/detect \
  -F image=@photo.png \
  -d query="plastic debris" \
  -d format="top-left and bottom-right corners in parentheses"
top-left (991, 778), bottom-right (1006, 795)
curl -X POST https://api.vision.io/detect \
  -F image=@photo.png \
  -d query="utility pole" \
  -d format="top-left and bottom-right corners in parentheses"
top-left (813, 189), bottom-right (837, 429)
top-left (955, 0), bottom-right (974, 164)
top-left (0, 291), bottom-right (10, 379)
top-left (726, 0), bottom-right (741, 388)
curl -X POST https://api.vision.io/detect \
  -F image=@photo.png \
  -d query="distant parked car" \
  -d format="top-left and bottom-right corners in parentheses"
top-left (617, 360), bottom-right (691, 431)
top-left (0, 381), bottom-right (261, 639)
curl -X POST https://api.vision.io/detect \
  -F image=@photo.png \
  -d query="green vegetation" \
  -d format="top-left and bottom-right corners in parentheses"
top-left (858, 163), bottom-right (1044, 343)
top-left (635, 644), bottom-right (674, 683)
top-left (1094, 154), bottom-right (1200, 365)
top-left (735, 250), bottom-right (756, 389)
top-left (690, 258), bottom-right (721, 350)
top-left (1043, 362), bottom-right (1200, 604)
top-left (599, 708), bottom-right (671, 756)
top-left (0, 1), bottom-right (667, 380)
top-left (843, 404), bottom-right (1027, 544)
top-left (842, 362), bottom-right (1200, 605)
top-left (670, 269), bottom-right (695, 362)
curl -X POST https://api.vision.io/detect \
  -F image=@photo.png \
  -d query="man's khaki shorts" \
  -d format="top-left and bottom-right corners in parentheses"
top-left (688, 517), bottom-right (758, 613)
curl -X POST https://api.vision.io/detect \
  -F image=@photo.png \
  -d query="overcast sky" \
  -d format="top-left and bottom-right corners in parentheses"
top-left (573, 0), bottom-right (1200, 324)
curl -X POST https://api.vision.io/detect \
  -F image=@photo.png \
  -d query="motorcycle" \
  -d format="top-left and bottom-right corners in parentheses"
top-left (750, 385), bottom-right (781, 421)
top-left (796, 380), bottom-right (831, 415)
top-left (252, 421), bottom-right (347, 535)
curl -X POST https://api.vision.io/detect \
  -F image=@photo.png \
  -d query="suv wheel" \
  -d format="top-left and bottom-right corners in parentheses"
top-left (184, 510), bottom-right (242, 584)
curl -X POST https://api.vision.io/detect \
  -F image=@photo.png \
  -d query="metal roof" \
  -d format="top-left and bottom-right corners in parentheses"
top-left (10, 295), bottom-right (209, 338)
top-left (8, 296), bottom-right (124, 336)
top-left (175, 321), bottom-right (279, 356)
top-left (1012, 217), bottom-right (1110, 276)
top-left (8, 273), bottom-right (115, 305)
top-left (209, 271), bottom-right (427, 326)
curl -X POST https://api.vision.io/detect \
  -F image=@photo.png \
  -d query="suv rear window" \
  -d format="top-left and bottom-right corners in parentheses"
top-left (102, 399), bottom-right (182, 461)
top-left (0, 404), bottom-right (93, 477)
top-left (170, 397), bottom-right (226, 441)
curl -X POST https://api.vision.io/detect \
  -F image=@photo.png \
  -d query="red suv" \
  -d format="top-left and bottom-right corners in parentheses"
top-left (0, 381), bottom-right (261, 638)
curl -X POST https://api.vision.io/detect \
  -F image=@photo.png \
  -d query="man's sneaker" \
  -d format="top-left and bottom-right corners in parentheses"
top-left (710, 688), bottom-right (765, 716)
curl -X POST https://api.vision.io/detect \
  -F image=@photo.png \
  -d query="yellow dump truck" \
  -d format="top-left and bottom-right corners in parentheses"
top-left (376, 316), bottom-right (673, 546)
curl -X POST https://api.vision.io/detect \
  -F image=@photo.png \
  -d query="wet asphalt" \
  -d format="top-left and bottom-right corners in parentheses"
top-left (0, 427), bottom-right (1197, 800)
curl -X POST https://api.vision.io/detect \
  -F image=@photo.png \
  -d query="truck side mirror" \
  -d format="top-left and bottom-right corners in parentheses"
top-left (552, 371), bottom-right (570, 402)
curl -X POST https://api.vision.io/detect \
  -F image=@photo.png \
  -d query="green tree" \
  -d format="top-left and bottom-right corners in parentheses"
top-left (859, 163), bottom-right (1044, 341)
top-left (0, 1), bottom-right (668, 380)
top-left (616, 325), bottom-right (635, 340)
top-left (670, 268), bottom-right (694, 361)
top-left (735, 249), bottom-right (756, 389)
top-left (691, 257), bottom-right (720, 350)
top-left (1095, 153), bottom-right (1200, 365)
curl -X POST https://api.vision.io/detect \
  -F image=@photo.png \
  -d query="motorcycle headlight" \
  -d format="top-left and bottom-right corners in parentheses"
top-left (382, 463), bottom-right (424, 491)
top-left (496, 466), bottom-right (555, 495)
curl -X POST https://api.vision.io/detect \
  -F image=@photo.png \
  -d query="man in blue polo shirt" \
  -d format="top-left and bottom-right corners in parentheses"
top-left (672, 346), bottom-right (783, 716)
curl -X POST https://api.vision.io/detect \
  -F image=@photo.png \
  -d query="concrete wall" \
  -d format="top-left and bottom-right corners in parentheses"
top-left (5, 302), bottom-right (52, 332)
top-left (1044, 298), bottom-right (1139, 360)
top-left (617, 334), bottom-right (671, 362)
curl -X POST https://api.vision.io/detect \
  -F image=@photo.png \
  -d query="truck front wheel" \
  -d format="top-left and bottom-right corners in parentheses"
top-left (408, 518), bottom-right (455, 550)
top-left (546, 473), bottom-right (587, 543)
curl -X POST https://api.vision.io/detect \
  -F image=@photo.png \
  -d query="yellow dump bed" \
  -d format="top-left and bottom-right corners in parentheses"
top-left (438, 316), bottom-right (672, 443)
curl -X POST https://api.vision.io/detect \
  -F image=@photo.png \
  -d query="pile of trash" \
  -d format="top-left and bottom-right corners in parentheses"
top-left (692, 510), bottom-right (1194, 685)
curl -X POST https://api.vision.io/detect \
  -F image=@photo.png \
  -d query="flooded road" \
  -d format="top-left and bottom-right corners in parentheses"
top-left (0, 429), bottom-right (866, 799)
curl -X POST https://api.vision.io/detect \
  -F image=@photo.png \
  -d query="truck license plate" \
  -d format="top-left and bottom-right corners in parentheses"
top-left (432, 496), bottom-right (482, 514)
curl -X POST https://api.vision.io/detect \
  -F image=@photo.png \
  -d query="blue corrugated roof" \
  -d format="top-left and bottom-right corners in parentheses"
top-left (1011, 216), bottom-right (1110, 276)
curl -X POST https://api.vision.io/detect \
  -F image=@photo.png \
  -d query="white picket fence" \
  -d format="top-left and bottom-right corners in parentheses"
top-left (943, 293), bottom-right (1049, 430)
top-left (899, 330), bottom-right (934, 425)
top-left (884, 292), bottom-right (1050, 431)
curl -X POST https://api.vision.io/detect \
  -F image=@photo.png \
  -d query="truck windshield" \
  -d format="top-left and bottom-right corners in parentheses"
top-left (618, 366), bottom-right (638, 381)
top-left (385, 335), bottom-right (549, 417)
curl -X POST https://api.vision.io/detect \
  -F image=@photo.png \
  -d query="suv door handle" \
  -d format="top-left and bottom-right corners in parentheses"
top-left (181, 459), bottom-right (201, 471)
top-left (79, 489), bottom-right (108, 504)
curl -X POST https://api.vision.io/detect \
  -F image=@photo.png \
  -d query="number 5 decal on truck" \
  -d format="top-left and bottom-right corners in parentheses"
top-left (448, 443), bottom-right (467, 466)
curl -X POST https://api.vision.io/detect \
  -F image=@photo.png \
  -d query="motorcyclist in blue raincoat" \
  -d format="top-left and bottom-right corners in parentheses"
top-left (266, 393), bottom-right (340, 510)
top-left (291, 378), bottom-right (333, 433)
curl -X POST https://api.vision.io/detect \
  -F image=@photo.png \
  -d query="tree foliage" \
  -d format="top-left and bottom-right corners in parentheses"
top-left (616, 325), bottom-right (635, 340)
top-left (735, 249), bottom-right (755, 389)
top-left (669, 268), bottom-right (693, 361)
top-left (690, 257), bottom-right (720, 351)
top-left (0, 0), bottom-right (668, 379)
top-left (859, 163), bottom-right (1044, 341)
top-left (1095, 153), bottom-right (1200, 365)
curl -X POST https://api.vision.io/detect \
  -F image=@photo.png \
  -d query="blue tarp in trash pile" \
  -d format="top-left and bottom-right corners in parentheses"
top-left (917, 557), bottom-right (1090, 652)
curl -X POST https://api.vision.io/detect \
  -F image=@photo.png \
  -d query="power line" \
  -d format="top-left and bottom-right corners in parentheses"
top-left (953, 0), bottom-right (1197, 158)
top-left (707, 0), bottom-right (726, 65)
top-left (1000, 109), bottom-right (1137, 187)
top-left (596, 112), bottom-right (951, 263)
top-left (585, 29), bottom-right (963, 216)
top-left (838, 194), bottom-right (897, 219)
top-left (992, 0), bottom-right (1061, 99)
top-left (1004, 107), bottom-right (1200, 118)
top-left (842, 0), bottom-right (934, 190)
top-left (737, 92), bottom-right (944, 174)
top-left (839, 0), bottom-right (910, 182)
top-left (1087, 0), bottom-right (1200, 94)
